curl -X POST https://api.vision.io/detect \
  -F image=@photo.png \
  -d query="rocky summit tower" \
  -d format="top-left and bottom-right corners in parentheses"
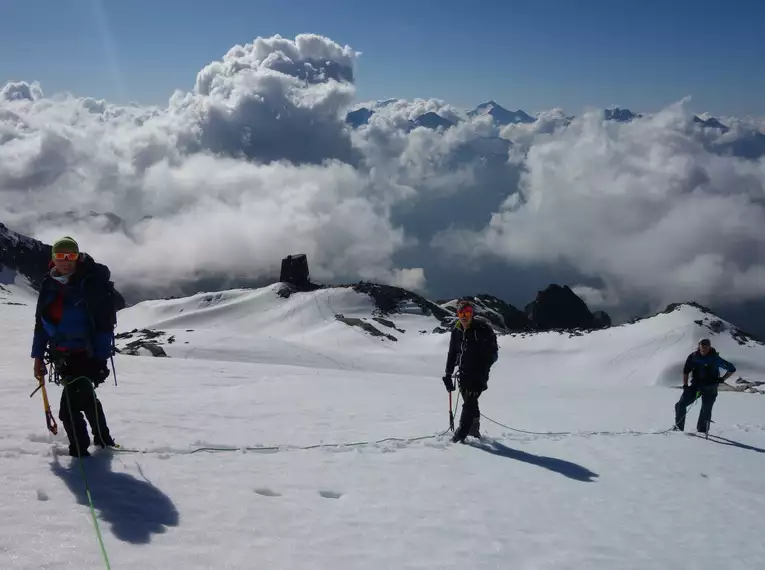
top-left (279, 254), bottom-right (311, 290)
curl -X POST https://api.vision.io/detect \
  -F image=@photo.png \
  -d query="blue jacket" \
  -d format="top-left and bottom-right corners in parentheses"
top-left (683, 348), bottom-right (736, 387)
top-left (31, 254), bottom-right (115, 361)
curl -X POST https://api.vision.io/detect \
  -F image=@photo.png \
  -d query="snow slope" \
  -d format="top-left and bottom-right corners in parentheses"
top-left (1, 282), bottom-right (764, 569)
top-left (115, 284), bottom-right (445, 375)
top-left (0, 264), bottom-right (38, 306)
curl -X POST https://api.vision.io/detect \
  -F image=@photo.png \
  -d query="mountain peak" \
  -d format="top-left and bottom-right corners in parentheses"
top-left (469, 101), bottom-right (535, 125)
top-left (647, 302), bottom-right (763, 347)
top-left (693, 115), bottom-right (729, 132)
top-left (410, 111), bottom-right (454, 130)
top-left (604, 107), bottom-right (642, 122)
top-left (345, 107), bottom-right (374, 127)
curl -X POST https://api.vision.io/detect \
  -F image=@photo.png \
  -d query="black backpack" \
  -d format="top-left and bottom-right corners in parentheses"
top-left (80, 263), bottom-right (125, 384)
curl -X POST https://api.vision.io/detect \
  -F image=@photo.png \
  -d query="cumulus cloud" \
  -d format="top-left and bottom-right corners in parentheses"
top-left (362, 97), bottom-right (467, 125)
top-left (0, 34), bottom-right (426, 298)
top-left (346, 100), bottom-right (518, 255)
top-left (500, 108), bottom-right (573, 147)
top-left (2, 31), bottom-right (765, 329)
top-left (435, 100), bottom-right (765, 314)
top-left (182, 33), bottom-right (362, 165)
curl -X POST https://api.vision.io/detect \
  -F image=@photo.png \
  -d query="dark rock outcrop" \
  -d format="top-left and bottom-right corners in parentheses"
top-left (524, 284), bottom-right (608, 331)
top-left (334, 314), bottom-right (397, 341)
top-left (372, 317), bottom-right (405, 334)
top-left (688, 312), bottom-right (764, 347)
top-left (115, 328), bottom-right (172, 356)
top-left (663, 301), bottom-right (714, 316)
top-left (350, 282), bottom-right (451, 321)
top-left (278, 254), bottom-right (323, 297)
top-left (280, 254), bottom-right (310, 289)
top-left (0, 222), bottom-right (52, 289)
top-left (732, 377), bottom-right (765, 394)
top-left (474, 294), bottom-right (532, 332)
top-left (120, 341), bottom-right (168, 357)
top-left (593, 310), bottom-right (612, 329)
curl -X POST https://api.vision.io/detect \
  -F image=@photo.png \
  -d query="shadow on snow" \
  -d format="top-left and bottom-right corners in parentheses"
top-left (468, 439), bottom-right (599, 482)
top-left (51, 451), bottom-right (179, 544)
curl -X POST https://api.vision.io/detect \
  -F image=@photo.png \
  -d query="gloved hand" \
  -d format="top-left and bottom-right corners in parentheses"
top-left (442, 374), bottom-right (455, 392)
top-left (90, 360), bottom-right (110, 385)
top-left (33, 357), bottom-right (47, 380)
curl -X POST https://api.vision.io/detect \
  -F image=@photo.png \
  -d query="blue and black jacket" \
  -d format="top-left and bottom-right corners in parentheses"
top-left (683, 348), bottom-right (736, 388)
top-left (31, 253), bottom-right (115, 362)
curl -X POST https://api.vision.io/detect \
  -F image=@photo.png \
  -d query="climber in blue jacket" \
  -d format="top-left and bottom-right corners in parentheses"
top-left (31, 236), bottom-right (117, 457)
top-left (674, 338), bottom-right (736, 433)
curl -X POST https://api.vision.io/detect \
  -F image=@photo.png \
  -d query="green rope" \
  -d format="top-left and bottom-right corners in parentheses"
top-left (63, 376), bottom-right (112, 570)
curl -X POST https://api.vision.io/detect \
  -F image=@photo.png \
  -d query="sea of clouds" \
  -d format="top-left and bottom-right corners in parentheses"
top-left (1, 33), bottom-right (764, 322)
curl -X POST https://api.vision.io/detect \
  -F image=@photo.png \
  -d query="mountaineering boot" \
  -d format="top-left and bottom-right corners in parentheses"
top-left (68, 446), bottom-right (91, 458)
top-left (452, 390), bottom-right (480, 443)
top-left (468, 417), bottom-right (481, 439)
top-left (93, 435), bottom-right (116, 448)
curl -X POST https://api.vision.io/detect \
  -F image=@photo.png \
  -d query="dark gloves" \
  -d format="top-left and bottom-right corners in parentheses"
top-left (442, 374), bottom-right (455, 392)
top-left (91, 359), bottom-right (110, 385)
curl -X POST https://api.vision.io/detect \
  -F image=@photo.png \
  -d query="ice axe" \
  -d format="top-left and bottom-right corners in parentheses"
top-left (448, 391), bottom-right (454, 432)
top-left (31, 374), bottom-right (58, 435)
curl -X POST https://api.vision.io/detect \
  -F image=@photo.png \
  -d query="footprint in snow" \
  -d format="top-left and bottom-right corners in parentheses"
top-left (254, 488), bottom-right (281, 497)
top-left (318, 490), bottom-right (343, 499)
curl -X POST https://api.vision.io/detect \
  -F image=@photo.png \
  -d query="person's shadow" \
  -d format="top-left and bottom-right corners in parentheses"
top-left (700, 434), bottom-right (765, 454)
top-left (51, 451), bottom-right (180, 544)
top-left (468, 439), bottom-right (599, 482)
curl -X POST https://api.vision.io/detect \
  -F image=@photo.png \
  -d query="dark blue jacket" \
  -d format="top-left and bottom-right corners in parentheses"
top-left (31, 254), bottom-right (115, 361)
top-left (683, 348), bottom-right (736, 387)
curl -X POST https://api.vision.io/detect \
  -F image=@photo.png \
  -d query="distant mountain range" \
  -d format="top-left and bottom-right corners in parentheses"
top-left (346, 100), bottom-right (536, 131)
top-left (344, 100), bottom-right (765, 162)
top-left (346, 100), bottom-right (745, 135)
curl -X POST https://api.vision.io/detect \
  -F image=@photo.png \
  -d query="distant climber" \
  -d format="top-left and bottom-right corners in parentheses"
top-left (674, 338), bottom-right (736, 433)
top-left (441, 299), bottom-right (499, 443)
top-left (31, 236), bottom-right (117, 457)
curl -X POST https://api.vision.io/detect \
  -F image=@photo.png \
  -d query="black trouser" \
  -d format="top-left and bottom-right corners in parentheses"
top-left (54, 352), bottom-right (113, 454)
top-left (674, 385), bottom-right (718, 432)
top-left (454, 388), bottom-right (483, 441)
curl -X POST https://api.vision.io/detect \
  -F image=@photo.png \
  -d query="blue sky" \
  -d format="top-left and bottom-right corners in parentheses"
top-left (1, 0), bottom-right (763, 116)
